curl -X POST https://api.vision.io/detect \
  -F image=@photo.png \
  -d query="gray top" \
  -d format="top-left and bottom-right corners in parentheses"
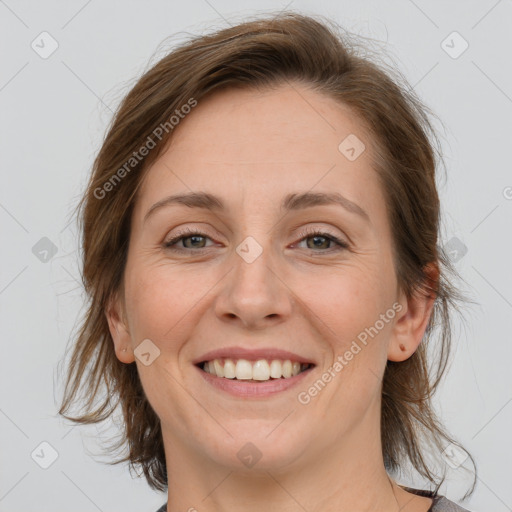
top-left (402, 486), bottom-right (471, 511)
top-left (154, 486), bottom-right (472, 511)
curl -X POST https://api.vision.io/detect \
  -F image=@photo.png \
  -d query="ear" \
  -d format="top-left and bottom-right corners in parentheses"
top-left (387, 262), bottom-right (439, 362)
top-left (105, 290), bottom-right (135, 364)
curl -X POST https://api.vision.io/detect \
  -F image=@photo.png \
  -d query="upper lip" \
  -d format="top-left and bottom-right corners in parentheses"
top-left (193, 346), bottom-right (316, 365)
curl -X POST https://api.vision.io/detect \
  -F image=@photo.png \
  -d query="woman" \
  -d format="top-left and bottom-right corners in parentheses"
top-left (59, 12), bottom-right (477, 512)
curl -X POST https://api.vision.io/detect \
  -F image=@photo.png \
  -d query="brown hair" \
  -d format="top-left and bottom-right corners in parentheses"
top-left (58, 11), bottom-right (477, 496)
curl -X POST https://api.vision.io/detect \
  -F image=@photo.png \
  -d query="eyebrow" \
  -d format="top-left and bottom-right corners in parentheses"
top-left (143, 191), bottom-right (370, 223)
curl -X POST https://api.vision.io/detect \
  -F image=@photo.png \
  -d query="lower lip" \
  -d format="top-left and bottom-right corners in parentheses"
top-left (196, 365), bottom-right (314, 398)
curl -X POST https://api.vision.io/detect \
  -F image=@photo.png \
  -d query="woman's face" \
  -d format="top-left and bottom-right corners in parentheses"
top-left (109, 83), bottom-right (428, 472)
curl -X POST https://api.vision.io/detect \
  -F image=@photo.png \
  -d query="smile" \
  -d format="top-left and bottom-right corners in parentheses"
top-left (199, 358), bottom-right (313, 381)
top-left (195, 358), bottom-right (315, 398)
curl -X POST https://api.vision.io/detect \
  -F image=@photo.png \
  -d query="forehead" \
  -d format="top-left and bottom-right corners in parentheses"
top-left (135, 83), bottom-right (382, 221)
top-left (168, 84), bottom-right (369, 163)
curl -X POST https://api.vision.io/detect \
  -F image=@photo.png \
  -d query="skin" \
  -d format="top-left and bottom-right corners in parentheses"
top-left (107, 83), bottom-right (438, 512)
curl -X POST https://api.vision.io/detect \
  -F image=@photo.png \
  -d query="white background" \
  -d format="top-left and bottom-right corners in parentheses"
top-left (1, 1), bottom-right (511, 511)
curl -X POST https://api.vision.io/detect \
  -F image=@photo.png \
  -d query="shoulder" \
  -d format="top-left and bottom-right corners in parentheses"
top-left (154, 494), bottom-right (475, 512)
top-left (401, 486), bottom-right (473, 512)
top-left (430, 495), bottom-right (473, 511)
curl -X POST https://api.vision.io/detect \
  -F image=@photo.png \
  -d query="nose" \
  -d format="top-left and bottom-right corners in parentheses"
top-left (213, 242), bottom-right (293, 330)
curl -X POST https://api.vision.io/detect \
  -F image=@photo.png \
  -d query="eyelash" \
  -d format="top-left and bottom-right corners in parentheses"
top-left (163, 226), bottom-right (349, 254)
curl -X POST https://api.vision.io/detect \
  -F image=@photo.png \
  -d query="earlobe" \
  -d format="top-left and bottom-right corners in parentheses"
top-left (388, 263), bottom-right (439, 362)
top-left (105, 292), bottom-right (135, 364)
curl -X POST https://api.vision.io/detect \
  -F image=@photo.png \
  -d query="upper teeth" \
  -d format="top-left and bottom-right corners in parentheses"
top-left (202, 359), bottom-right (309, 380)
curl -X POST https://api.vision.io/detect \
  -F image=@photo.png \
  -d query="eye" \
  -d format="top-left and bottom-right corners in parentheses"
top-left (293, 227), bottom-right (349, 253)
top-left (163, 226), bottom-right (349, 254)
top-left (163, 227), bottom-right (215, 252)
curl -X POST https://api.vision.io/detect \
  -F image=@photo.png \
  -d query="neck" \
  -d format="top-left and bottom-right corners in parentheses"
top-left (161, 404), bottom-right (408, 512)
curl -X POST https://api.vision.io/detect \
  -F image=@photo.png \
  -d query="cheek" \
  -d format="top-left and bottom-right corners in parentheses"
top-left (299, 265), bottom-right (390, 342)
top-left (123, 263), bottom-right (193, 343)
top-left (300, 269), bottom-right (395, 411)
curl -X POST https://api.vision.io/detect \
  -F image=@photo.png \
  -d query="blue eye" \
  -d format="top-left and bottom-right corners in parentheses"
top-left (163, 228), bottom-right (213, 251)
top-left (163, 227), bottom-right (349, 253)
top-left (294, 229), bottom-right (349, 252)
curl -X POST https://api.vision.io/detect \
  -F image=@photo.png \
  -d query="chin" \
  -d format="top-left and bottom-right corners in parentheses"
top-left (201, 419), bottom-right (312, 472)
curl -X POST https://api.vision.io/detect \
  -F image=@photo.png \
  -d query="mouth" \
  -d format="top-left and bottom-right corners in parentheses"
top-left (193, 346), bottom-right (317, 397)
top-left (195, 356), bottom-right (316, 398)
top-left (197, 358), bottom-right (314, 382)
